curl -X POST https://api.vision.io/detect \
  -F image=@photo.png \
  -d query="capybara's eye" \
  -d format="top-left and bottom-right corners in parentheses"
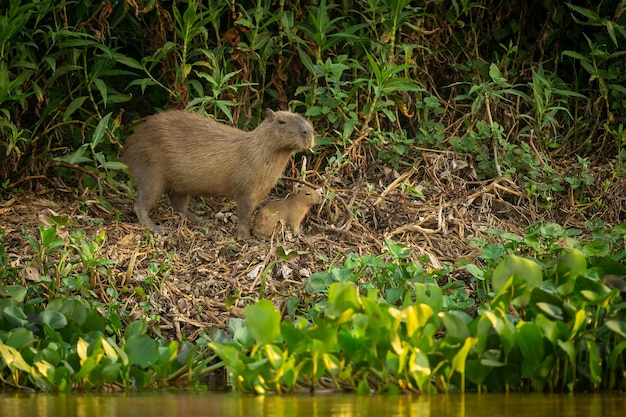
top-left (278, 120), bottom-right (286, 124)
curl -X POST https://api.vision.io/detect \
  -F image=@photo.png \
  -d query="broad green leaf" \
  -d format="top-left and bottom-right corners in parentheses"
top-left (245, 300), bottom-right (281, 345)
top-left (2, 306), bottom-right (29, 327)
top-left (326, 282), bottom-right (361, 319)
top-left (38, 310), bottom-right (68, 330)
top-left (124, 320), bottom-right (148, 338)
top-left (5, 328), bottom-right (36, 348)
top-left (492, 255), bottom-right (543, 306)
top-left (557, 340), bottom-right (576, 364)
top-left (535, 302), bottom-right (563, 321)
top-left (125, 334), bottom-right (158, 368)
top-left (322, 353), bottom-right (341, 378)
top-left (605, 320), bottom-right (626, 338)
top-left (439, 310), bottom-right (471, 340)
top-left (0, 285), bottom-right (27, 302)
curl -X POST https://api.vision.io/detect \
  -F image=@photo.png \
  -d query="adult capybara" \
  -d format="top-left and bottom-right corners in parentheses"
top-left (122, 109), bottom-right (315, 238)
top-left (253, 186), bottom-right (322, 238)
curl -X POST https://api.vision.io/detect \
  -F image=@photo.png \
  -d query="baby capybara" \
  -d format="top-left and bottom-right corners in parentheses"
top-left (253, 186), bottom-right (322, 238)
top-left (122, 109), bottom-right (315, 238)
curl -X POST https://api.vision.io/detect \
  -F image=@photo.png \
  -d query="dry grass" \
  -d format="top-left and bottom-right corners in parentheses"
top-left (1, 150), bottom-right (624, 342)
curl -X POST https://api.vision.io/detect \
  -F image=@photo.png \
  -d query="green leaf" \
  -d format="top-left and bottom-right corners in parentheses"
top-left (91, 112), bottom-right (112, 148)
top-left (2, 306), bottom-right (29, 327)
top-left (585, 340), bottom-right (602, 387)
top-left (39, 310), bottom-right (68, 330)
top-left (63, 96), bottom-right (88, 120)
top-left (245, 300), bottom-right (281, 345)
top-left (326, 282), bottom-right (362, 319)
top-left (452, 336), bottom-right (478, 374)
top-left (5, 327), bottom-right (36, 348)
top-left (515, 322), bottom-right (544, 376)
top-left (125, 320), bottom-right (148, 338)
top-left (492, 255), bottom-right (543, 306)
top-left (125, 334), bottom-right (158, 368)
top-left (440, 310), bottom-right (471, 340)
top-left (0, 285), bottom-right (27, 302)
top-left (93, 78), bottom-right (108, 107)
top-left (605, 320), bottom-right (626, 338)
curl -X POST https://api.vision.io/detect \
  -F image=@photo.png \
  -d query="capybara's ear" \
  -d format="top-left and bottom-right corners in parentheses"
top-left (265, 108), bottom-right (275, 120)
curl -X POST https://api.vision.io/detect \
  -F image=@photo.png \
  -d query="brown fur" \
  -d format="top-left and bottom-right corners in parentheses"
top-left (122, 109), bottom-right (315, 238)
top-left (253, 186), bottom-right (322, 238)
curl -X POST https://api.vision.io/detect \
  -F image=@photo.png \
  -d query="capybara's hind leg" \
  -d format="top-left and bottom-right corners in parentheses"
top-left (170, 192), bottom-right (202, 223)
top-left (134, 179), bottom-right (165, 232)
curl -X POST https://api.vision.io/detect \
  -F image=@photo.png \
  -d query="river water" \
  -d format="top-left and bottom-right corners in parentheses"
top-left (2, 391), bottom-right (625, 417)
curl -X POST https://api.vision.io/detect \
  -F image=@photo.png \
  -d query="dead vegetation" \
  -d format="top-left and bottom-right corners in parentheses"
top-left (3, 147), bottom-right (623, 342)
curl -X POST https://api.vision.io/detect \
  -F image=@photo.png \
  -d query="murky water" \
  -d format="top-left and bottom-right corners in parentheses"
top-left (1, 391), bottom-right (624, 417)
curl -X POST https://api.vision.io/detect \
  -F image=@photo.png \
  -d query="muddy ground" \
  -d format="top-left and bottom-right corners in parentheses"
top-left (1, 149), bottom-right (624, 341)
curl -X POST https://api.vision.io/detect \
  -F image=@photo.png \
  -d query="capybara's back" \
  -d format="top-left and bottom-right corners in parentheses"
top-left (122, 109), bottom-right (315, 238)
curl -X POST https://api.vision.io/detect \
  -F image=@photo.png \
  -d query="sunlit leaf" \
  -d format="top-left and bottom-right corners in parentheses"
top-left (245, 300), bottom-right (281, 345)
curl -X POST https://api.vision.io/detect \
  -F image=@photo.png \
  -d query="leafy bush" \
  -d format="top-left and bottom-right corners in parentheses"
top-left (208, 222), bottom-right (626, 394)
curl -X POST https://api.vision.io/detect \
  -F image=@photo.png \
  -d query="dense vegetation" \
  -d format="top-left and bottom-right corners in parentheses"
top-left (1, 0), bottom-right (625, 393)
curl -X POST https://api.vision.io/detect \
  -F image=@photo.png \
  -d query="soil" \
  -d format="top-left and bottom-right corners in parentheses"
top-left (1, 149), bottom-right (624, 342)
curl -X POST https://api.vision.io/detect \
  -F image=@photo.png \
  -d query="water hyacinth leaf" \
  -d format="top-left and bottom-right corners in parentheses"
top-left (516, 322), bottom-right (544, 359)
top-left (439, 310), bottom-right (471, 341)
top-left (585, 340), bottom-right (602, 387)
top-left (38, 310), bottom-right (68, 330)
top-left (557, 340), bottom-right (576, 364)
top-left (5, 328), bottom-right (36, 349)
top-left (608, 340), bottom-right (626, 389)
top-left (465, 359), bottom-right (489, 386)
top-left (124, 320), bottom-right (148, 338)
top-left (515, 322), bottom-right (543, 377)
top-left (210, 343), bottom-right (247, 374)
top-left (412, 283), bottom-right (443, 313)
top-left (535, 302), bottom-right (563, 321)
top-left (408, 348), bottom-right (432, 392)
top-left (125, 334), bottom-right (158, 368)
top-left (245, 300), bottom-right (281, 345)
top-left (77, 337), bottom-right (90, 362)
top-left (0, 285), bottom-right (27, 302)
top-left (357, 377), bottom-right (371, 395)
top-left (326, 282), bottom-right (362, 319)
top-left (555, 249), bottom-right (587, 280)
top-left (569, 309), bottom-right (587, 340)
top-left (452, 337), bottom-right (478, 374)
top-left (493, 255), bottom-right (543, 293)
top-left (2, 306), bottom-right (29, 327)
top-left (0, 343), bottom-right (31, 372)
top-left (403, 304), bottom-right (435, 339)
top-left (263, 344), bottom-right (284, 369)
top-left (605, 320), bottom-right (626, 338)
top-left (322, 353), bottom-right (341, 378)
top-left (482, 311), bottom-right (515, 356)
top-left (580, 290), bottom-right (614, 304)
top-left (230, 317), bottom-right (254, 348)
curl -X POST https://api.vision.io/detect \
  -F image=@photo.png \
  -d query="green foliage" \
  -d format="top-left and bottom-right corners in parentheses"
top-left (0, 224), bottom-right (216, 391)
top-left (0, 0), bottom-right (624, 214)
top-left (208, 222), bottom-right (626, 394)
top-left (0, 291), bottom-right (214, 391)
